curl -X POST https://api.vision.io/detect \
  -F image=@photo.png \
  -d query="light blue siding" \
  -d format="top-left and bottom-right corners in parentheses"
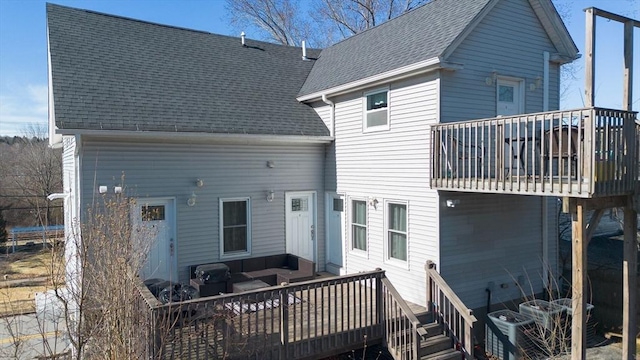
top-left (79, 139), bottom-right (326, 282)
top-left (440, 0), bottom-right (562, 122)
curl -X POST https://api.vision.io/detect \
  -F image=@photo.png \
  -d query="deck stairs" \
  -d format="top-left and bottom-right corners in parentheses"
top-left (387, 310), bottom-right (467, 360)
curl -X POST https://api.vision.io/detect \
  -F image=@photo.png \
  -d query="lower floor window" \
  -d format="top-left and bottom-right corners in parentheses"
top-left (352, 200), bottom-right (367, 251)
top-left (388, 202), bottom-right (407, 261)
top-left (220, 198), bottom-right (250, 255)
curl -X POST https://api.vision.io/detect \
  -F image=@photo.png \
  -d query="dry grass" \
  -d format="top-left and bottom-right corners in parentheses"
top-left (0, 249), bottom-right (57, 279)
top-left (0, 247), bottom-right (64, 316)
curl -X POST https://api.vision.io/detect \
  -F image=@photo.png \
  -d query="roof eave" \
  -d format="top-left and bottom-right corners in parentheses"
top-left (298, 57), bottom-right (462, 102)
top-left (528, 0), bottom-right (580, 61)
top-left (55, 129), bottom-right (334, 144)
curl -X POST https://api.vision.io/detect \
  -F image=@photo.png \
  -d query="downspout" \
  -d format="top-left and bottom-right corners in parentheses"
top-left (321, 94), bottom-right (335, 137)
top-left (542, 51), bottom-right (550, 297)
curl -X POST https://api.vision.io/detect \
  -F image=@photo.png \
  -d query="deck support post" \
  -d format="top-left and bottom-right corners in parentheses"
top-left (571, 199), bottom-right (587, 360)
top-left (622, 200), bottom-right (638, 359)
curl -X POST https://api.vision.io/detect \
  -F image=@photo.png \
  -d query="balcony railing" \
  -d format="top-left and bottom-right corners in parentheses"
top-left (431, 107), bottom-right (639, 198)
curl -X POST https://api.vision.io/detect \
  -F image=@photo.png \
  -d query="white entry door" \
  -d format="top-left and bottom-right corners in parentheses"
top-left (325, 193), bottom-right (344, 273)
top-left (496, 78), bottom-right (524, 116)
top-left (285, 192), bottom-right (315, 263)
top-left (135, 198), bottom-right (176, 282)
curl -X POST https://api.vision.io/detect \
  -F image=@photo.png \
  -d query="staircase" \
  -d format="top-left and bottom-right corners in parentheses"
top-left (382, 267), bottom-right (477, 360)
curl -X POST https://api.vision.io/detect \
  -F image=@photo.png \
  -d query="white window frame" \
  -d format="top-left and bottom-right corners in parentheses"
top-left (384, 199), bottom-right (408, 267)
top-left (219, 197), bottom-right (251, 258)
top-left (363, 87), bottom-right (390, 132)
top-left (349, 197), bottom-right (368, 256)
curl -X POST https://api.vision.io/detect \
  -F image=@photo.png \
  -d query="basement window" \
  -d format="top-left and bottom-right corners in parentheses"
top-left (363, 89), bottom-right (389, 131)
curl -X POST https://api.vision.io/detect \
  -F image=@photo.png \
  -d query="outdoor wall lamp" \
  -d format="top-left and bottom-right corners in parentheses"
top-left (196, 179), bottom-right (204, 187)
top-left (485, 71), bottom-right (498, 85)
top-left (266, 190), bottom-right (275, 202)
top-left (368, 197), bottom-right (378, 209)
top-left (187, 192), bottom-right (197, 207)
top-left (445, 199), bottom-right (460, 208)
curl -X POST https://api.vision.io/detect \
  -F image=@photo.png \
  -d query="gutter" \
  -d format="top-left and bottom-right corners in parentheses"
top-left (321, 94), bottom-right (335, 137)
top-left (298, 57), bottom-right (463, 102)
top-left (55, 129), bottom-right (334, 145)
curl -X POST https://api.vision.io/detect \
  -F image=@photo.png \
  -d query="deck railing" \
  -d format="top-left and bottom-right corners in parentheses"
top-left (431, 107), bottom-right (638, 197)
top-left (381, 276), bottom-right (428, 360)
top-left (137, 270), bottom-right (386, 359)
top-left (426, 261), bottom-right (477, 360)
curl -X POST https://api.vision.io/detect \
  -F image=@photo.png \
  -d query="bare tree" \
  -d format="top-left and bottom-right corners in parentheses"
top-left (226, 0), bottom-right (314, 46)
top-left (2, 125), bottom-right (63, 228)
top-left (226, 0), bottom-right (427, 47)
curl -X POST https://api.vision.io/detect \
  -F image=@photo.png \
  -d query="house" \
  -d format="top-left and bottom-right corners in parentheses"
top-left (47, 1), bottom-right (639, 357)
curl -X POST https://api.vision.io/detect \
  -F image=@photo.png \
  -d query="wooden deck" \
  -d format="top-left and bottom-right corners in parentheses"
top-left (138, 270), bottom-right (432, 360)
top-left (431, 107), bottom-right (639, 198)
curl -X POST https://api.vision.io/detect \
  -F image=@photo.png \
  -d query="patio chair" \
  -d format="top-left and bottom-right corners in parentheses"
top-left (543, 126), bottom-right (580, 178)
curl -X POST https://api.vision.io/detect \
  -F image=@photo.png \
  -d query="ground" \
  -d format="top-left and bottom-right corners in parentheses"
top-left (0, 244), bottom-right (61, 315)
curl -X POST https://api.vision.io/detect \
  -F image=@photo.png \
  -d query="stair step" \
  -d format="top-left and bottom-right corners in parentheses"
top-left (420, 334), bottom-right (452, 357)
top-left (415, 311), bottom-right (433, 324)
top-left (421, 348), bottom-right (461, 360)
top-left (422, 322), bottom-right (443, 338)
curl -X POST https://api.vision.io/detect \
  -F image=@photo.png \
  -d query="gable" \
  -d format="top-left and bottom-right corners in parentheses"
top-left (47, 4), bottom-right (329, 137)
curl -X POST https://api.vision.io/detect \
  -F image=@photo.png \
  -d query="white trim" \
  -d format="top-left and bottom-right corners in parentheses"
top-left (348, 197), bottom-right (369, 258)
top-left (56, 130), bottom-right (333, 145)
top-left (219, 197), bottom-right (252, 259)
top-left (528, 0), bottom-right (579, 63)
top-left (543, 51), bottom-right (550, 111)
top-left (297, 58), bottom-right (464, 102)
top-left (362, 87), bottom-right (390, 133)
top-left (47, 23), bottom-right (62, 147)
top-left (384, 199), bottom-right (409, 269)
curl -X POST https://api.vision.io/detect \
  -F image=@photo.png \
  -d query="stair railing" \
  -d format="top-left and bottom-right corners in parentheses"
top-left (381, 274), bottom-right (428, 360)
top-left (425, 261), bottom-right (477, 360)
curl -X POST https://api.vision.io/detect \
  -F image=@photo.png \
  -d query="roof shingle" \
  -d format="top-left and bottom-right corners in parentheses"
top-left (298, 0), bottom-right (492, 97)
top-left (47, 4), bottom-right (329, 137)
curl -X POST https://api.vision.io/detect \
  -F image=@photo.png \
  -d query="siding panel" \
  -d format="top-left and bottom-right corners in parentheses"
top-left (79, 140), bottom-right (325, 282)
top-left (324, 73), bottom-right (440, 306)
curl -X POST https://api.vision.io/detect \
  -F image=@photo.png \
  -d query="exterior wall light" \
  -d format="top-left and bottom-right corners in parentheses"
top-left (266, 190), bottom-right (275, 202)
top-left (187, 192), bottom-right (197, 207)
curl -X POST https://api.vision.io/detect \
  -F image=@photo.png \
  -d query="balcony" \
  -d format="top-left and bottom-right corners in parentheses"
top-left (431, 107), bottom-right (639, 198)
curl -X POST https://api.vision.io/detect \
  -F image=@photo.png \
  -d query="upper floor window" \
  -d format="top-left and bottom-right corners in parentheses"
top-left (351, 199), bottom-right (367, 251)
top-left (363, 89), bottom-right (389, 131)
top-left (220, 197), bottom-right (251, 257)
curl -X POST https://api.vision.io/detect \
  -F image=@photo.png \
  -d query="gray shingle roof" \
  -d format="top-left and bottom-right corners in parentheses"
top-left (298, 0), bottom-right (492, 97)
top-left (47, 4), bottom-right (329, 137)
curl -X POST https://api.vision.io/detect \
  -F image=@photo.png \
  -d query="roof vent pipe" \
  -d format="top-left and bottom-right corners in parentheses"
top-left (241, 32), bottom-right (246, 46)
top-left (302, 40), bottom-right (307, 60)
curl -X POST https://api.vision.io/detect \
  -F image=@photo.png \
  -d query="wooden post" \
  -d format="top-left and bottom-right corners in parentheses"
top-left (585, 8), bottom-right (596, 108)
top-left (622, 202), bottom-right (638, 359)
top-left (623, 20), bottom-right (633, 112)
top-left (571, 200), bottom-right (587, 360)
top-left (279, 287), bottom-right (289, 360)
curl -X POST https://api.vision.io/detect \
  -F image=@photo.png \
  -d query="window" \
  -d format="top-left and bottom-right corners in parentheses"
top-left (141, 205), bottom-right (165, 221)
top-left (364, 89), bottom-right (389, 131)
top-left (351, 200), bottom-right (367, 251)
top-left (387, 202), bottom-right (407, 261)
top-left (220, 198), bottom-right (251, 256)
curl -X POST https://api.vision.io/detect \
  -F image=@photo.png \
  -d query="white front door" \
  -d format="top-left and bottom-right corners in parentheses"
top-left (325, 192), bottom-right (344, 273)
top-left (285, 192), bottom-right (315, 263)
top-left (135, 198), bottom-right (176, 282)
top-left (496, 78), bottom-right (524, 116)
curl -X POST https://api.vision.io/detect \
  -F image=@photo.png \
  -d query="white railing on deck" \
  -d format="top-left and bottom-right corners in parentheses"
top-left (381, 277), bottom-right (428, 360)
top-left (426, 261), bottom-right (476, 360)
top-left (431, 107), bottom-right (638, 197)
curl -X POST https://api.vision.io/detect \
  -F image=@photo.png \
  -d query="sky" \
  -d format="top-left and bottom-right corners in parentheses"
top-left (0, 0), bottom-right (638, 137)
